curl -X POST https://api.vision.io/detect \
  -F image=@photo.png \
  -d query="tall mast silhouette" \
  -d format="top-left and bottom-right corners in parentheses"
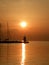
top-left (6, 22), bottom-right (9, 40)
top-left (0, 23), bottom-right (1, 41)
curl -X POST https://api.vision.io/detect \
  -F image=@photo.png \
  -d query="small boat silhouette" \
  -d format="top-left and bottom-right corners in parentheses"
top-left (0, 36), bottom-right (29, 43)
top-left (0, 23), bottom-right (29, 43)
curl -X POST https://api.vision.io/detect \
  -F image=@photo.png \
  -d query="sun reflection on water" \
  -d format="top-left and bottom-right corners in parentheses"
top-left (21, 43), bottom-right (25, 65)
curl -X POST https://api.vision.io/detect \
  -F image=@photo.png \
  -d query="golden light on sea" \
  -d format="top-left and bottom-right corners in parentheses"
top-left (21, 43), bottom-right (25, 65)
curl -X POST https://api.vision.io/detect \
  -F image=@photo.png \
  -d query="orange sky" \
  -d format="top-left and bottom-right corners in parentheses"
top-left (0, 0), bottom-right (49, 40)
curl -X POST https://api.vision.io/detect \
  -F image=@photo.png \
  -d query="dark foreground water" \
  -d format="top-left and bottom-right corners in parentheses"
top-left (0, 41), bottom-right (49, 65)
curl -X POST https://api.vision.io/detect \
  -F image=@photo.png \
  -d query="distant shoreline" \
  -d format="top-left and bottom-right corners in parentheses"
top-left (0, 40), bottom-right (29, 43)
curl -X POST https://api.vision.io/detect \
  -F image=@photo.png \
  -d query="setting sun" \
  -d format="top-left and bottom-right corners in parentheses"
top-left (20, 21), bottom-right (27, 28)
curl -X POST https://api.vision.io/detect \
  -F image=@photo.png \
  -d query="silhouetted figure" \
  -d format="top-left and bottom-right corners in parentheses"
top-left (23, 36), bottom-right (26, 42)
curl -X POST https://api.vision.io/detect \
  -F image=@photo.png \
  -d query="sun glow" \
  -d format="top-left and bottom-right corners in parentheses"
top-left (21, 43), bottom-right (25, 65)
top-left (20, 21), bottom-right (27, 28)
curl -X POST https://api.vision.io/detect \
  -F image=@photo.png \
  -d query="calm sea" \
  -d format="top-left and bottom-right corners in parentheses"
top-left (0, 41), bottom-right (49, 65)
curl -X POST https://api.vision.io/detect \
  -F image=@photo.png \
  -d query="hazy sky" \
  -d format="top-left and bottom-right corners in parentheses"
top-left (0, 0), bottom-right (49, 40)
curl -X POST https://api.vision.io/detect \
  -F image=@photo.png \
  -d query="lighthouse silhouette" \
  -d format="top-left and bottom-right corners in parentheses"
top-left (23, 36), bottom-right (26, 42)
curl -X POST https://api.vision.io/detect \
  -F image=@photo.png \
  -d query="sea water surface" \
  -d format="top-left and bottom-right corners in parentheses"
top-left (0, 41), bottom-right (49, 65)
